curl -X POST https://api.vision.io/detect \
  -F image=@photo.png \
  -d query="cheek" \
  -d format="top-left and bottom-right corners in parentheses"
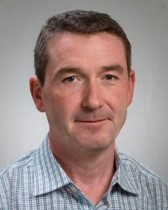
top-left (106, 86), bottom-right (129, 109)
top-left (47, 92), bottom-right (81, 121)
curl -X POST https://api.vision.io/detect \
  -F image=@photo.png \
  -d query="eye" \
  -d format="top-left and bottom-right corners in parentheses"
top-left (104, 74), bottom-right (117, 80)
top-left (63, 76), bottom-right (76, 83)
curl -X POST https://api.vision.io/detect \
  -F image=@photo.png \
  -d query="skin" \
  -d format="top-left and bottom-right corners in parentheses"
top-left (30, 32), bottom-right (135, 205)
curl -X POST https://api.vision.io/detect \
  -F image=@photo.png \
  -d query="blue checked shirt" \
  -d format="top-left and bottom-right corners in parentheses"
top-left (0, 136), bottom-right (168, 209)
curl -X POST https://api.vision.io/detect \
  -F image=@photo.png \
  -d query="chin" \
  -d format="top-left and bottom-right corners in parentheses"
top-left (75, 134), bottom-right (114, 152)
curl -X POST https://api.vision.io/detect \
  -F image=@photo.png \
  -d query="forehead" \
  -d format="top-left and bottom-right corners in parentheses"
top-left (47, 32), bottom-right (127, 70)
top-left (48, 32), bottom-right (125, 52)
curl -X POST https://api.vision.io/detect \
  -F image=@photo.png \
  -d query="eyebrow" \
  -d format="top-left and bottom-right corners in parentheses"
top-left (54, 64), bottom-right (124, 79)
top-left (101, 64), bottom-right (124, 74)
top-left (54, 67), bottom-right (86, 79)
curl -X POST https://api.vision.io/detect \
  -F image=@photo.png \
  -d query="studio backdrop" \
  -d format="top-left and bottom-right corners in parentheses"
top-left (0, 0), bottom-right (168, 182)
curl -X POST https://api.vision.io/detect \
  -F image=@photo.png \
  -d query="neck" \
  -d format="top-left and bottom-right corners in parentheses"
top-left (50, 137), bottom-right (116, 206)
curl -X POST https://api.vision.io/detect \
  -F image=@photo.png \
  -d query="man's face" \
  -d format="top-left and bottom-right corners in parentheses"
top-left (32, 32), bottom-right (135, 153)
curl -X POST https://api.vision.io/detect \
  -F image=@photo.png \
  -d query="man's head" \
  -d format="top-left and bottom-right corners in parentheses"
top-left (30, 10), bottom-right (135, 155)
top-left (34, 10), bottom-right (131, 86)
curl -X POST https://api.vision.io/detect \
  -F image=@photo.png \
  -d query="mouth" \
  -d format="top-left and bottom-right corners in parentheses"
top-left (75, 119), bottom-right (108, 125)
top-left (74, 119), bottom-right (109, 133)
top-left (74, 118), bottom-right (111, 133)
top-left (76, 119), bottom-right (106, 123)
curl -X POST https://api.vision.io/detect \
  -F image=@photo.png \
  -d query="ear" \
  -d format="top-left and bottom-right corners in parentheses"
top-left (29, 76), bottom-right (45, 112)
top-left (127, 69), bottom-right (135, 106)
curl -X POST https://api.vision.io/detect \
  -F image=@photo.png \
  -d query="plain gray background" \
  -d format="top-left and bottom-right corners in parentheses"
top-left (0, 0), bottom-right (168, 182)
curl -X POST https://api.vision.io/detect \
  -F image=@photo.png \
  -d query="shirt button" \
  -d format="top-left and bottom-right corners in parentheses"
top-left (71, 186), bottom-right (78, 193)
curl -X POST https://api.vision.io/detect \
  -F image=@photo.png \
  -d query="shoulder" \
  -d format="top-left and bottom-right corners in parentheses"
top-left (0, 150), bottom-right (36, 175)
top-left (119, 152), bottom-right (166, 181)
top-left (119, 153), bottom-right (168, 207)
top-left (0, 150), bottom-right (36, 190)
top-left (119, 153), bottom-right (160, 177)
top-left (0, 150), bottom-right (38, 209)
top-left (119, 152), bottom-right (168, 184)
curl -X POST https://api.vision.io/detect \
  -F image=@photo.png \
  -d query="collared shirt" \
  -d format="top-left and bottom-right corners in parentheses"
top-left (0, 136), bottom-right (168, 210)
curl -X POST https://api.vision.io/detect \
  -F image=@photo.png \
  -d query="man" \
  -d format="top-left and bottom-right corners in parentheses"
top-left (0, 10), bottom-right (167, 209)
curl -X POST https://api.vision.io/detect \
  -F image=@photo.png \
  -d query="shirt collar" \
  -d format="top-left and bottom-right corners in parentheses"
top-left (112, 150), bottom-right (139, 195)
top-left (33, 137), bottom-right (139, 196)
top-left (33, 136), bottom-right (72, 196)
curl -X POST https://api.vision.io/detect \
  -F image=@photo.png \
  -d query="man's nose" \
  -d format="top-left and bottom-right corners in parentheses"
top-left (82, 81), bottom-right (103, 111)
